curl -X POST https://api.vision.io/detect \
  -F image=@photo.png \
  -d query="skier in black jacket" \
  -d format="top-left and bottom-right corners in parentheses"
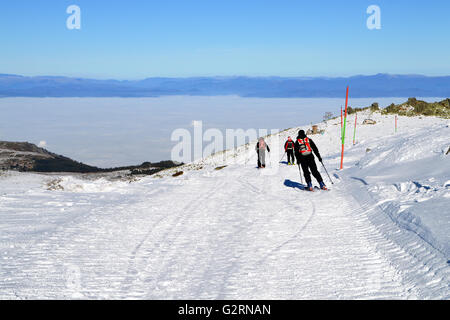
top-left (284, 136), bottom-right (295, 165)
top-left (255, 137), bottom-right (270, 168)
top-left (294, 130), bottom-right (327, 191)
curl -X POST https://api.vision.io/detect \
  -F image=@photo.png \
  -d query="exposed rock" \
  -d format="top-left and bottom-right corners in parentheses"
top-left (312, 125), bottom-right (319, 134)
top-left (383, 98), bottom-right (450, 118)
top-left (363, 119), bottom-right (377, 125)
top-left (399, 104), bottom-right (414, 112)
top-left (46, 178), bottom-right (64, 191)
top-left (0, 141), bottom-right (62, 172)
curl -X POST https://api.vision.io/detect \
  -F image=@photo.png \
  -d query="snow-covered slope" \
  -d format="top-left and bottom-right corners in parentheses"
top-left (0, 112), bottom-right (448, 299)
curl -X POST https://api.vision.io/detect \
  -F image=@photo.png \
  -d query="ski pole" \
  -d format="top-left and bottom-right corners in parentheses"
top-left (279, 152), bottom-right (286, 163)
top-left (297, 164), bottom-right (303, 185)
top-left (320, 160), bottom-right (334, 185)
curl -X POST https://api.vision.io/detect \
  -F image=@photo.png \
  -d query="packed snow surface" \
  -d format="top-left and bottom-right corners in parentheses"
top-left (0, 111), bottom-right (449, 299)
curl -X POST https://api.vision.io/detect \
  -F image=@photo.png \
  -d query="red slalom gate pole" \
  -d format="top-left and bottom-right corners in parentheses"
top-left (395, 115), bottom-right (398, 133)
top-left (340, 86), bottom-right (349, 170)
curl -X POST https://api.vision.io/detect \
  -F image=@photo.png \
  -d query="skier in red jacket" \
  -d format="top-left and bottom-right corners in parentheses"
top-left (284, 136), bottom-right (295, 165)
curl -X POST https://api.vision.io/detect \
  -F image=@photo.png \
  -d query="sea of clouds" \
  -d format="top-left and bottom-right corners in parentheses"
top-left (0, 96), bottom-right (443, 167)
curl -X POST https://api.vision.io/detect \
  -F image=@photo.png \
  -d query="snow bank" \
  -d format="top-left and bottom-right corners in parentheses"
top-left (48, 176), bottom-right (131, 194)
top-left (331, 112), bottom-right (449, 258)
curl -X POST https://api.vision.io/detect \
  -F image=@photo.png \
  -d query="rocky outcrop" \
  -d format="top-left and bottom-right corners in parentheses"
top-left (383, 98), bottom-right (450, 118)
top-left (0, 141), bottom-right (54, 171)
top-left (0, 141), bottom-right (101, 173)
top-left (363, 119), bottom-right (377, 125)
top-left (0, 141), bottom-right (180, 174)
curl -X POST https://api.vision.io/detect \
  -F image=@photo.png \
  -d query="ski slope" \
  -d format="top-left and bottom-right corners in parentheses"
top-left (0, 111), bottom-right (449, 299)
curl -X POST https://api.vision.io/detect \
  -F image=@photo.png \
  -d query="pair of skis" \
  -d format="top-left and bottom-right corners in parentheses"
top-left (305, 186), bottom-right (329, 192)
top-left (297, 163), bottom-right (332, 191)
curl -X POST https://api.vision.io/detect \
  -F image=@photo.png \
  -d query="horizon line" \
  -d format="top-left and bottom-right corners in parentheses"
top-left (2, 72), bottom-right (450, 82)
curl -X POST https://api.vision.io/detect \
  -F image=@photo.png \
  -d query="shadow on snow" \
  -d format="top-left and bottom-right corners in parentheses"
top-left (284, 179), bottom-right (305, 190)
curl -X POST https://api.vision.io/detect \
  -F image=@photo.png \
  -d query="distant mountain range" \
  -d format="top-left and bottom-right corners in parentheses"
top-left (0, 73), bottom-right (449, 98)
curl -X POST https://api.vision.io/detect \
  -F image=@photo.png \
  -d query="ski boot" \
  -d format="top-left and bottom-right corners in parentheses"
top-left (319, 181), bottom-right (328, 191)
top-left (307, 182), bottom-right (313, 192)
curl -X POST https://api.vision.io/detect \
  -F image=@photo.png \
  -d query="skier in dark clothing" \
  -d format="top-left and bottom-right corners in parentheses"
top-left (284, 136), bottom-right (295, 165)
top-left (255, 137), bottom-right (270, 168)
top-left (294, 130), bottom-right (327, 191)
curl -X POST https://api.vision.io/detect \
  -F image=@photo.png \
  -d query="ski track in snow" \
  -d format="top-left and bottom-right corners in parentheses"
top-left (0, 112), bottom-right (449, 299)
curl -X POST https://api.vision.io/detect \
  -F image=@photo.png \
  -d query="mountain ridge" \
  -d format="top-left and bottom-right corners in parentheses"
top-left (0, 141), bottom-right (179, 174)
top-left (1, 73), bottom-right (450, 98)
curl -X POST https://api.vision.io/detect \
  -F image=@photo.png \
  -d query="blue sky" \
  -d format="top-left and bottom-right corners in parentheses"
top-left (1, 0), bottom-right (450, 79)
